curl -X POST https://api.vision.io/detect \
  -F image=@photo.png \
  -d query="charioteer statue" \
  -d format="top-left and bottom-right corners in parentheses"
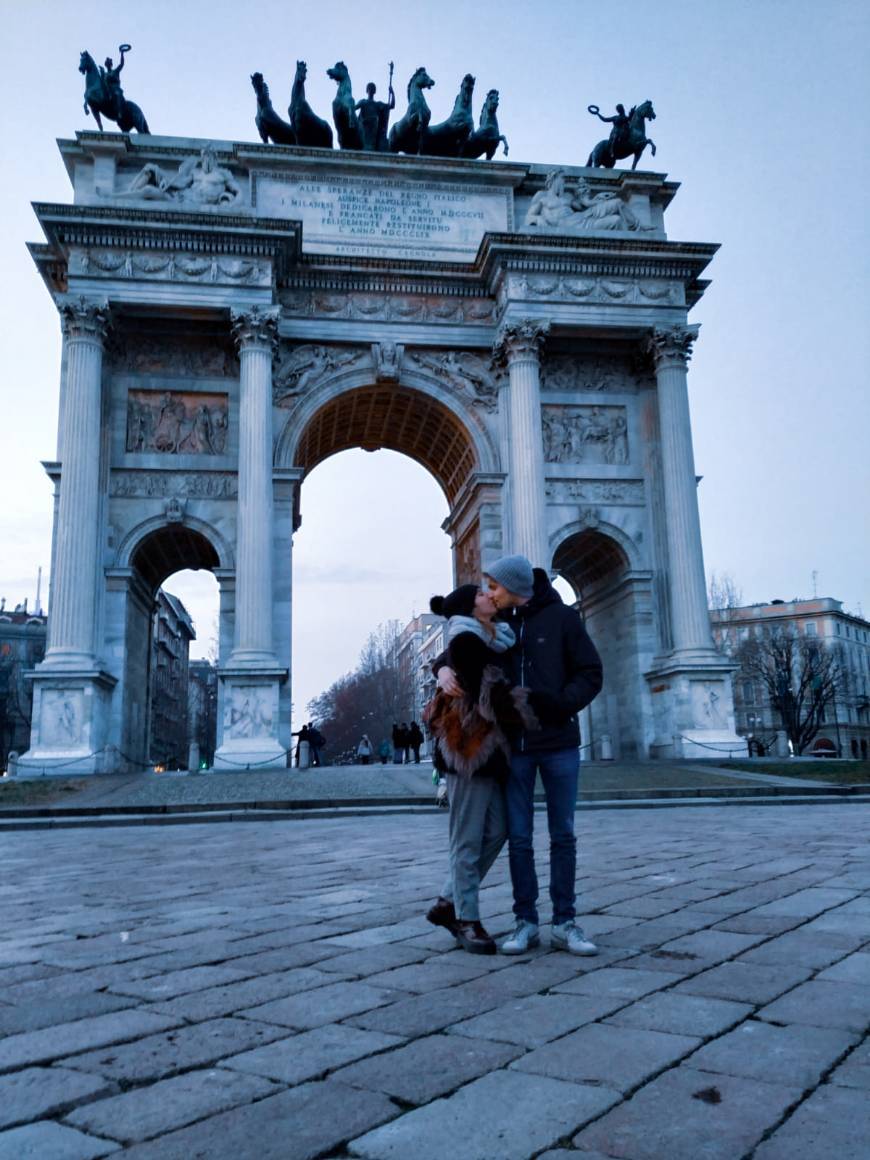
top-left (354, 64), bottom-right (396, 152)
top-left (78, 43), bottom-right (151, 133)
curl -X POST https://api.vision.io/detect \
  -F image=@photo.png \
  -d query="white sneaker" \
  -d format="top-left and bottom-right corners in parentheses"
top-left (551, 921), bottom-right (598, 956)
top-left (500, 920), bottom-right (540, 955)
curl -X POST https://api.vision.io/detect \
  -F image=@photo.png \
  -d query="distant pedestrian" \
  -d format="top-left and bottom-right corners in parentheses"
top-left (391, 722), bottom-right (404, 764)
top-left (307, 722), bottom-right (325, 767)
top-left (378, 738), bottom-right (391, 764)
top-left (399, 722), bottom-right (411, 764)
top-left (356, 734), bottom-right (374, 765)
top-left (292, 724), bottom-right (310, 768)
top-left (407, 720), bottom-right (424, 763)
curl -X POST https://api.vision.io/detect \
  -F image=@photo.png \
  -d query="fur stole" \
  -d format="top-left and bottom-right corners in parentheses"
top-left (424, 667), bottom-right (540, 778)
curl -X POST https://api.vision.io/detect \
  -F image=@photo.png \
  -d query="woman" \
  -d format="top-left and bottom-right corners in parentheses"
top-left (424, 583), bottom-right (537, 954)
top-left (356, 734), bottom-right (374, 765)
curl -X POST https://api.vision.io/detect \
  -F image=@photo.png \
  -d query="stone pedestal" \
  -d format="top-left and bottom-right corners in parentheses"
top-left (214, 306), bottom-right (287, 769)
top-left (19, 298), bottom-right (117, 776)
top-left (495, 320), bottom-right (550, 567)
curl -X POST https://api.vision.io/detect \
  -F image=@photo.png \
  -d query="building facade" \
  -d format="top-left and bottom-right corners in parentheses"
top-left (188, 658), bottom-right (218, 768)
top-left (149, 590), bottom-right (195, 768)
top-left (711, 598), bottom-right (870, 758)
top-left (396, 613), bottom-right (445, 754)
top-left (22, 127), bottom-right (742, 772)
top-left (0, 605), bottom-right (47, 769)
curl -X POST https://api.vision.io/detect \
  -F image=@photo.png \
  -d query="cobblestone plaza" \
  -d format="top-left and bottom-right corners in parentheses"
top-left (1, 802), bottom-right (868, 1157)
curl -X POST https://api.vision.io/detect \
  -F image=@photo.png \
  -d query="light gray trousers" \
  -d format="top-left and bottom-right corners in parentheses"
top-left (440, 773), bottom-right (508, 921)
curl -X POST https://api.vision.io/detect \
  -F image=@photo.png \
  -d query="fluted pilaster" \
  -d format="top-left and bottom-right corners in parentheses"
top-left (647, 324), bottom-right (714, 655)
top-left (44, 297), bottom-right (109, 667)
top-left (229, 305), bottom-right (280, 666)
top-left (494, 319), bottom-right (550, 566)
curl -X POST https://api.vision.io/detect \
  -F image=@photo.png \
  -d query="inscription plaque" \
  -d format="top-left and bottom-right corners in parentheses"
top-left (253, 172), bottom-right (511, 260)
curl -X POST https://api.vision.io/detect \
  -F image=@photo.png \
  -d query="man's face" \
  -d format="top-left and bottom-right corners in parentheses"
top-left (485, 576), bottom-right (518, 610)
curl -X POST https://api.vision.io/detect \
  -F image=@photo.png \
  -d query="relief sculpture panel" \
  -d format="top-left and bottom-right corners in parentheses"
top-left (542, 405), bottom-right (629, 465)
top-left (542, 354), bottom-right (644, 393)
top-left (126, 391), bottom-right (229, 455)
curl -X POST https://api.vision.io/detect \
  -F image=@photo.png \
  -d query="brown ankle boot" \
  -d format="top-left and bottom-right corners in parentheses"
top-left (455, 920), bottom-right (496, 955)
top-left (426, 896), bottom-right (459, 936)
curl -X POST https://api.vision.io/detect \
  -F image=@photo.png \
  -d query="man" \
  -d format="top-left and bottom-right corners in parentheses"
top-left (436, 554), bottom-right (603, 955)
top-left (355, 81), bottom-right (395, 152)
top-left (591, 103), bottom-right (632, 163)
top-left (101, 51), bottom-right (126, 122)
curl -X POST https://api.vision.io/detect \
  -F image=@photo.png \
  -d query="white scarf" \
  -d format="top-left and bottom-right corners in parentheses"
top-left (447, 615), bottom-right (515, 653)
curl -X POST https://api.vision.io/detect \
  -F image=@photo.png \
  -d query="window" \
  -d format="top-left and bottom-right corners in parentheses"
top-left (742, 680), bottom-right (755, 703)
top-left (805, 622), bottom-right (817, 636)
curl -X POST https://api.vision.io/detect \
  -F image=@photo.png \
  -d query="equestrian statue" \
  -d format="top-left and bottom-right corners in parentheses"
top-left (327, 61), bottom-right (363, 150)
top-left (422, 73), bottom-right (475, 157)
top-left (251, 72), bottom-right (296, 145)
top-left (289, 60), bottom-right (333, 148)
top-left (389, 66), bottom-right (435, 154)
top-left (461, 88), bottom-right (508, 159)
top-left (78, 44), bottom-right (150, 133)
top-left (586, 101), bottom-right (656, 169)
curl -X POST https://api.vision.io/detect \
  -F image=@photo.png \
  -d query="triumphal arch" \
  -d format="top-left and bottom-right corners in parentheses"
top-left (21, 129), bottom-right (742, 771)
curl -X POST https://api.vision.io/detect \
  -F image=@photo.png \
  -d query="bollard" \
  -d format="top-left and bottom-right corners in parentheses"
top-left (297, 739), bottom-right (310, 770)
top-left (599, 734), bottom-right (613, 761)
top-left (5, 751), bottom-right (18, 778)
top-left (188, 741), bottom-right (200, 773)
top-left (775, 730), bottom-right (790, 758)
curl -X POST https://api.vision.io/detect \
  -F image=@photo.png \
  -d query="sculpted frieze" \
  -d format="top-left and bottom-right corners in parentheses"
top-left (110, 472), bottom-right (239, 499)
top-left (110, 333), bottom-right (238, 377)
top-left (542, 405), bottom-right (629, 465)
top-left (455, 527), bottom-right (481, 585)
top-left (41, 689), bottom-right (85, 747)
top-left (112, 146), bottom-right (244, 210)
top-left (71, 248), bottom-right (269, 287)
top-left (272, 344), bottom-right (367, 404)
top-left (513, 273), bottom-right (679, 307)
top-left (544, 480), bottom-right (644, 505)
top-left (542, 354), bottom-right (641, 394)
top-left (406, 349), bottom-right (501, 412)
top-left (522, 170), bottom-right (651, 235)
top-left (126, 390), bottom-right (229, 455)
top-left (279, 288), bottom-right (495, 325)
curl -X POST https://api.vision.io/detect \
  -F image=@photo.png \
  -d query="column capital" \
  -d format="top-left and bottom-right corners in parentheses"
top-left (230, 305), bottom-right (281, 354)
top-left (645, 324), bottom-right (700, 370)
top-left (493, 318), bottom-right (550, 367)
top-left (56, 295), bottom-right (110, 343)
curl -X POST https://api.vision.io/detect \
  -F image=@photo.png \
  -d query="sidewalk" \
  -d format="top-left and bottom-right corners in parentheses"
top-left (0, 803), bottom-right (867, 1157)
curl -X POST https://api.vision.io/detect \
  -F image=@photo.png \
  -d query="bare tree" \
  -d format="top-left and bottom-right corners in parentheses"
top-left (738, 629), bottom-right (843, 755)
top-left (708, 571), bottom-right (743, 610)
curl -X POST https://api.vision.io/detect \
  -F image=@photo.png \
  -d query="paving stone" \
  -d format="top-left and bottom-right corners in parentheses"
top-left (64, 1067), bottom-right (277, 1143)
top-left (757, 980), bottom-right (870, 1033)
top-left (120, 1080), bottom-right (397, 1160)
top-left (0, 1121), bottom-right (116, 1158)
top-left (673, 960), bottom-right (812, 1004)
top-left (316, 943), bottom-right (428, 976)
top-left (575, 1065), bottom-right (802, 1159)
top-left (657, 929), bottom-right (764, 961)
top-left (753, 1083), bottom-right (870, 1160)
top-left (239, 981), bottom-right (405, 1030)
top-left (829, 1040), bottom-right (870, 1090)
top-left (63, 1017), bottom-right (292, 1083)
top-left (348, 1069), bottom-right (619, 1159)
top-left (738, 929), bottom-right (864, 969)
top-left (816, 950), bottom-right (870, 984)
top-left (105, 964), bottom-right (256, 1001)
top-left (711, 913), bottom-right (805, 936)
top-left (0, 1008), bottom-right (181, 1073)
top-left (0, 991), bottom-right (135, 1035)
top-left (450, 993), bottom-right (623, 1047)
top-left (552, 965), bottom-right (676, 1000)
top-left (363, 959), bottom-right (491, 992)
top-left (512, 1022), bottom-right (700, 1091)
top-left (221, 943), bottom-right (351, 973)
top-left (616, 950), bottom-right (710, 976)
top-left (747, 887), bottom-right (858, 918)
top-left (0, 1066), bottom-right (115, 1131)
top-left (222, 1023), bottom-right (403, 1084)
top-left (689, 1019), bottom-right (856, 1086)
top-left (606, 992), bottom-right (752, 1038)
top-left (334, 1033), bottom-right (522, 1103)
top-left (345, 984), bottom-right (505, 1038)
top-left (149, 966), bottom-right (352, 1022)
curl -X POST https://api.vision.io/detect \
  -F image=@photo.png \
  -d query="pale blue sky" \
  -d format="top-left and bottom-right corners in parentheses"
top-left (1, 0), bottom-right (868, 717)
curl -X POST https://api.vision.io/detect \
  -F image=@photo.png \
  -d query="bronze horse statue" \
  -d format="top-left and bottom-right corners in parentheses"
top-left (461, 88), bottom-right (508, 159)
top-left (251, 72), bottom-right (296, 145)
top-left (423, 73), bottom-right (475, 157)
top-left (586, 100), bottom-right (656, 170)
top-left (327, 61), bottom-right (362, 150)
top-left (389, 66), bottom-right (435, 154)
top-left (289, 60), bottom-right (333, 148)
top-left (78, 48), bottom-right (150, 133)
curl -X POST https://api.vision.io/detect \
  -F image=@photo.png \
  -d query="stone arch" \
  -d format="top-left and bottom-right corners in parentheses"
top-left (274, 370), bottom-right (498, 505)
top-left (116, 515), bottom-right (234, 584)
top-left (551, 524), bottom-right (651, 761)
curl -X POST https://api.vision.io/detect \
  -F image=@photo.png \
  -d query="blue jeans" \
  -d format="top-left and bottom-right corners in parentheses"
top-left (506, 747), bottom-right (579, 925)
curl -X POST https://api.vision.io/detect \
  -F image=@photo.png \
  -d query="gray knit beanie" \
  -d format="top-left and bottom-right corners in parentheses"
top-left (483, 554), bottom-right (535, 598)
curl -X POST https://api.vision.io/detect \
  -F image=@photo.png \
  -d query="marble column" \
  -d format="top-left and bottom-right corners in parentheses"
top-left (647, 324), bottom-right (715, 659)
top-left (495, 319), bottom-right (550, 567)
top-left (228, 305), bottom-right (281, 668)
top-left (44, 297), bottom-right (109, 669)
top-left (214, 305), bottom-right (287, 769)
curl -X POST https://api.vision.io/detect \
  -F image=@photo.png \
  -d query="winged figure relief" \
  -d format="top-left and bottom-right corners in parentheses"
top-left (273, 345), bottom-right (364, 403)
top-left (409, 350), bottom-right (499, 410)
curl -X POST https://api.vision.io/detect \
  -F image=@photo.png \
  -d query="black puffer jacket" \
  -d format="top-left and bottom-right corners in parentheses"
top-left (498, 569), bottom-right (603, 753)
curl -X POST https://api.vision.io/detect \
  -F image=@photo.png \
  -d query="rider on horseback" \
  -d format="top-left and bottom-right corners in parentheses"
top-left (591, 103), bottom-right (631, 163)
top-left (101, 48), bottom-right (127, 122)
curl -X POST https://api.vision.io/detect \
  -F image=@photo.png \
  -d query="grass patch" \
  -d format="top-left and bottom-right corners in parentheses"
top-left (720, 761), bottom-right (870, 785)
top-left (0, 777), bottom-right (90, 807)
